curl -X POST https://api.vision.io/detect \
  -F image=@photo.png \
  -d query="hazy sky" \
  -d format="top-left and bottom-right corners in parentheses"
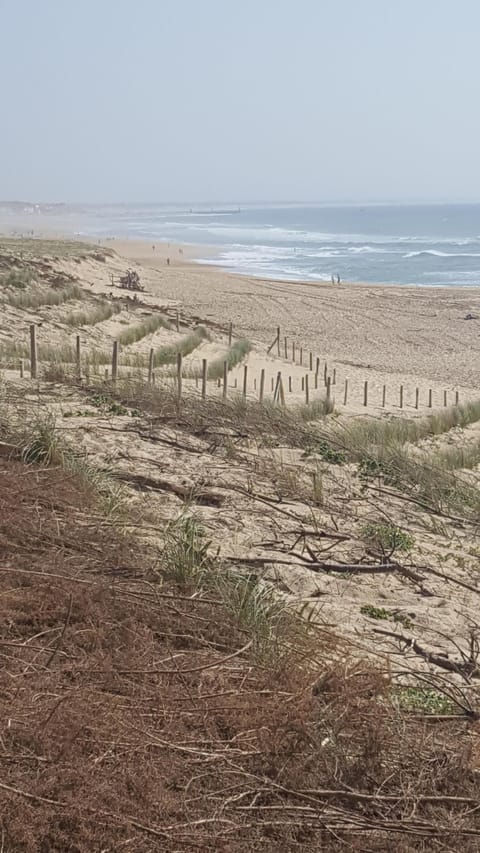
top-left (2, 0), bottom-right (480, 203)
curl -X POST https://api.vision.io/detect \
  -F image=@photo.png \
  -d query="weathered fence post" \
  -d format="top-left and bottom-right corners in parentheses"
top-left (288, 376), bottom-right (292, 393)
top-left (273, 371), bottom-right (282, 404)
top-left (111, 341), bottom-right (119, 383)
top-left (301, 377), bottom-right (305, 391)
top-left (292, 342), bottom-right (296, 362)
top-left (148, 348), bottom-right (154, 384)
top-left (176, 310), bottom-right (180, 333)
top-left (222, 360), bottom-right (228, 400)
top-left (455, 390), bottom-right (459, 406)
top-left (314, 374), bottom-right (318, 389)
top-left (300, 347), bottom-right (303, 366)
top-left (29, 324), bottom-right (38, 379)
top-left (271, 377), bottom-right (274, 391)
top-left (243, 365), bottom-right (248, 398)
top-left (104, 368), bottom-right (109, 381)
top-left (326, 376), bottom-right (332, 407)
top-left (382, 384), bottom-right (386, 408)
top-left (415, 387), bottom-right (419, 409)
top-left (333, 368), bottom-right (336, 385)
top-left (363, 380), bottom-right (368, 407)
top-left (399, 385), bottom-right (403, 409)
top-left (444, 390), bottom-right (448, 407)
top-left (259, 369), bottom-right (265, 403)
top-left (19, 359), bottom-right (24, 379)
top-left (284, 337), bottom-right (288, 359)
top-left (177, 352), bottom-right (183, 400)
top-left (343, 378), bottom-right (348, 406)
top-left (305, 374), bottom-right (310, 405)
top-left (277, 327), bottom-right (281, 356)
top-left (201, 358), bottom-right (207, 399)
top-left (228, 322), bottom-right (233, 347)
top-left (309, 352), bottom-right (313, 371)
top-left (76, 335), bottom-right (81, 379)
top-left (315, 357), bottom-right (320, 377)
top-left (428, 389), bottom-right (432, 408)
top-left (324, 362), bottom-right (327, 386)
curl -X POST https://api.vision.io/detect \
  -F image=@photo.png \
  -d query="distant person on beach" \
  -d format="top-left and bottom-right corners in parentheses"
top-left (337, 274), bottom-right (341, 284)
top-left (152, 244), bottom-right (155, 252)
top-left (166, 257), bottom-right (170, 266)
top-left (331, 274), bottom-right (335, 285)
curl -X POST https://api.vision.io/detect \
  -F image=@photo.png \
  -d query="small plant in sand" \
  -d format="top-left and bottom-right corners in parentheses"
top-left (117, 313), bottom-right (171, 345)
top-left (361, 522), bottom-right (414, 557)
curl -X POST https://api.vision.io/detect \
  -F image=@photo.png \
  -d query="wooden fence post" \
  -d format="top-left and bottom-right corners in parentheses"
top-left (76, 335), bottom-right (81, 379)
top-left (228, 322), bottom-right (233, 347)
top-left (444, 390), bottom-right (447, 407)
top-left (288, 376), bottom-right (292, 393)
top-left (259, 369), bottom-right (265, 403)
top-left (300, 347), bottom-right (303, 366)
top-left (273, 371), bottom-right (282, 404)
top-left (111, 341), bottom-right (119, 383)
top-left (176, 310), bottom-right (180, 333)
top-left (277, 327), bottom-right (281, 356)
top-left (314, 374), bottom-right (318, 389)
top-left (363, 380), bottom-right (368, 407)
top-left (301, 377), bottom-right (305, 391)
top-left (148, 348), bottom-right (154, 384)
top-left (271, 377), bottom-right (274, 391)
top-left (292, 342), bottom-right (296, 362)
top-left (428, 389), bottom-right (432, 408)
top-left (324, 362), bottom-right (327, 386)
top-left (455, 390), bottom-right (459, 406)
top-left (309, 352), bottom-right (313, 371)
top-left (19, 359), bottom-right (24, 379)
top-left (243, 365), bottom-right (248, 398)
top-left (104, 368), bottom-right (109, 381)
top-left (399, 385), bottom-right (403, 409)
top-left (177, 353), bottom-right (183, 400)
top-left (315, 357), bottom-right (320, 377)
top-left (305, 374), bottom-right (309, 405)
top-left (222, 360), bottom-right (228, 400)
top-left (326, 376), bottom-right (332, 407)
top-left (343, 378), bottom-right (348, 405)
top-left (333, 368), bottom-right (336, 385)
top-left (29, 324), bottom-right (38, 379)
top-left (201, 359), bottom-right (207, 399)
top-left (284, 337), bottom-right (288, 359)
top-left (415, 387), bottom-right (419, 409)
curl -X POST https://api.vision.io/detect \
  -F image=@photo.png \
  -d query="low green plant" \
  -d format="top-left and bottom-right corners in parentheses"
top-left (360, 604), bottom-right (390, 620)
top-left (362, 522), bottom-right (415, 556)
top-left (216, 571), bottom-right (288, 664)
top-left (393, 687), bottom-right (456, 715)
top-left (5, 283), bottom-right (84, 310)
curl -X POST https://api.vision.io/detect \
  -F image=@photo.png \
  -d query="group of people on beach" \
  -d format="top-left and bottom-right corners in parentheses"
top-left (331, 274), bottom-right (341, 284)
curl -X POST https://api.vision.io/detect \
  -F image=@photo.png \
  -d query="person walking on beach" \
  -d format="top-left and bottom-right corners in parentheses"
top-left (331, 274), bottom-right (335, 285)
top-left (337, 274), bottom-right (341, 284)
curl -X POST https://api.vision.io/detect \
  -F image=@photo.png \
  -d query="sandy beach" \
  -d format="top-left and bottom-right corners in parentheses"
top-left (106, 237), bottom-right (480, 395)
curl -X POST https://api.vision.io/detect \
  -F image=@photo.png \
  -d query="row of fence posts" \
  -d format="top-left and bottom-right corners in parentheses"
top-left (25, 324), bottom-right (460, 409)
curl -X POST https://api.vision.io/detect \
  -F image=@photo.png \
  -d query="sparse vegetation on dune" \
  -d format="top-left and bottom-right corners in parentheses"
top-left (2, 437), bottom-right (480, 850)
top-left (207, 337), bottom-right (252, 379)
top-left (123, 325), bottom-right (210, 367)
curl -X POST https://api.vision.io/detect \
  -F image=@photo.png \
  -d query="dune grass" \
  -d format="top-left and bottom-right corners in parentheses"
top-left (123, 326), bottom-right (209, 368)
top-left (207, 338), bottom-right (252, 380)
top-left (63, 301), bottom-right (121, 327)
top-left (5, 283), bottom-right (84, 310)
top-left (117, 313), bottom-right (171, 346)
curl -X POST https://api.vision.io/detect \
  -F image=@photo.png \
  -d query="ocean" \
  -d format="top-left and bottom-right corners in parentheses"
top-left (16, 202), bottom-right (480, 286)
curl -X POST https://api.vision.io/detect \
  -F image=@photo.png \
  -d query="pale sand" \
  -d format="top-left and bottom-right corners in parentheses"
top-left (108, 237), bottom-right (480, 397)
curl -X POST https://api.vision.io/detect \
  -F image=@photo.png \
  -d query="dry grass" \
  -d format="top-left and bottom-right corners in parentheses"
top-left (123, 325), bottom-right (210, 368)
top-left (1, 453), bottom-right (480, 851)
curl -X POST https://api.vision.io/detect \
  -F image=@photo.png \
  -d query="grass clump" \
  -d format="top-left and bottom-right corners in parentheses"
top-left (124, 326), bottom-right (209, 368)
top-left (208, 338), bottom-right (252, 380)
top-left (63, 301), bottom-right (121, 327)
top-left (362, 522), bottom-right (415, 556)
top-left (1, 268), bottom-right (35, 290)
top-left (117, 313), bottom-right (171, 346)
top-left (5, 283), bottom-right (84, 310)
top-left (161, 514), bottom-right (215, 589)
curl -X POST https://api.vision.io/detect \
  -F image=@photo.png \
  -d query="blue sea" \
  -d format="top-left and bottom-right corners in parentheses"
top-left (15, 202), bottom-right (480, 286)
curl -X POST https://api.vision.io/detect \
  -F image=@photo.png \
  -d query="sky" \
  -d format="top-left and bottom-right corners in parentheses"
top-left (1, 0), bottom-right (480, 204)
